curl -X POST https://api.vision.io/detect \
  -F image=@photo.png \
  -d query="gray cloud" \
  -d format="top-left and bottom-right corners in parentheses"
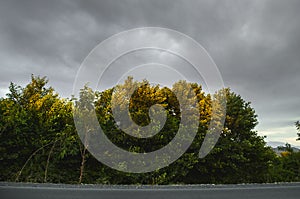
top-left (0, 0), bottom-right (299, 145)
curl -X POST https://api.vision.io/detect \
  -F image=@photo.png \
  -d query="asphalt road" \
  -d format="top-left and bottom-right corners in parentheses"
top-left (1, 182), bottom-right (300, 199)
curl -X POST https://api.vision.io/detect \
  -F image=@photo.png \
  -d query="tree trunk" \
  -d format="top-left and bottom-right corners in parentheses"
top-left (79, 147), bottom-right (87, 184)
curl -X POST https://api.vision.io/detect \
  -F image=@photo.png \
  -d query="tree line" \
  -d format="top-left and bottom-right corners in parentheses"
top-left (0, 75), bottom-right (299, 184)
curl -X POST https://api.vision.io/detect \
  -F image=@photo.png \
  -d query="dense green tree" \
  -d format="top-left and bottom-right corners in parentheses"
top-left (88, 80), bottom-right (276, 184)
top-left (1, 75), bottom-right (298, 184)
top-left (91, 78), bottom-right (204, 184)
top-left (268, 143), bottom-right (300, 182)
top-left (184, 89), bottom-right (276, 184)
top-left (0, 76), bottom-right (80, 183)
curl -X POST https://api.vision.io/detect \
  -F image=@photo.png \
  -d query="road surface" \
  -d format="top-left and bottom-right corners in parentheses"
top-left (1, 182), bottom-right (300, 199)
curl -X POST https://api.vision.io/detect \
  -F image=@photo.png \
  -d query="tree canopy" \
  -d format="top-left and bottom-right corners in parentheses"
top-left (0, 75), bottom-right (299, 184)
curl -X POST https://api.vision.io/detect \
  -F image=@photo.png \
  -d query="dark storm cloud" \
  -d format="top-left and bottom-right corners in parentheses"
top-left (0, 0), bottom-right (299, 144)
top-left (0, 0), bottom-right (120, 96)
top-left (204, 0), bottom-right (300, 144)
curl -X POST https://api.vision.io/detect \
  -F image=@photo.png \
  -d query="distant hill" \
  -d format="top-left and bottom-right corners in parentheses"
top-left (267, 141), bottom-right (286, 148)
top-left (267, 141), bottom-right (300, 155)
top-left (267, 141), bottom-right (300, 149)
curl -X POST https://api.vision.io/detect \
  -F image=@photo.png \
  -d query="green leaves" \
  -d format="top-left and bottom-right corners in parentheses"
top-left (0, 75), bottom-right (298, 184)
top-left (0, 75), bottom-right (80, 183)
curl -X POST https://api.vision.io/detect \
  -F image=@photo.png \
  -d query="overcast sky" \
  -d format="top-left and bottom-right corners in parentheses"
top-left (0, 0), bottom-right (299, 146)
